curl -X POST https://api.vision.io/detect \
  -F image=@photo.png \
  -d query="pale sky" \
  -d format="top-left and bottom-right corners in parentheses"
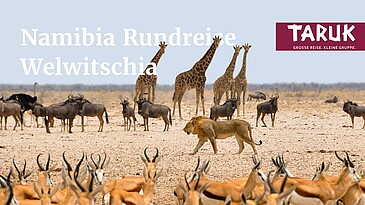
top-left (2, 0), bottom-right (364, 85)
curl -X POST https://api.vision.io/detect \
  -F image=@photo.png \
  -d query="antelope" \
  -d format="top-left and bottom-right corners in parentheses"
top-left (173, 157), bottom-right (212, 205)
top-left (67, 155), bottom-right (105, 205)
top-left (178, 173), bottom-right (211, 205)
top-left (141, 164), bottom-right (163, 204)
top-left (108, 183), bottom-right (145, 205)
top-left (102, 147), bottom-right (161, 204)
top-left (89, 152), bottom-right (111, 185)
top-left (12, 158), bottom-right (33, 185)
top-left (72, 94), bottom-right (109, 132)
top-left (0, 171), bottom-right (19, 205)
top-left (176, 156), bottom-right (266, 204)
top-left (312, 159), bottom-right (365, 205)
top-left (266, 171), bottom-right (297, 205)
top-left (0, 96), bottom-right (23, 131)
top-left (256, 95), bottom-right (279, 127)
top-left (36, 153), bottom-right (55, 188)
top-left (33, 183), bottom-right (60, 205)
top-left (272, 151), bottom-right (360, 205)
top-left (120, 99), bottom-right (137, 131)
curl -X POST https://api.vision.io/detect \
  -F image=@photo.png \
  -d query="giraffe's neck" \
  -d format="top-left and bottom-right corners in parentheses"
top-left (192, 42), bottom-right (219, 73)
top-left (223, 51), bottom-right (240, 77)
top-left (143, 48), bottom-right (164, 73)
top-left (237, 50), bottom-right (248, 79)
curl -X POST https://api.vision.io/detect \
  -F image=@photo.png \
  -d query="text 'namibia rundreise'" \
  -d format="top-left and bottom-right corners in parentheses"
top-left (19, 27), bottom-right (237, 76)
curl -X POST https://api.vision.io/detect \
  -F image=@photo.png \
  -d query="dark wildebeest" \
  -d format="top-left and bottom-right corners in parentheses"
top-left (74, 94), bottom-right (109, 132)
top-left (256, 96), bottom-right (279, 127)
top-left (325, 96), bottom-right (338, 103)
top-left (44, 96), bottom-right (82, 133)
top-left (7, 93), bottom-right (37, 112)
top-left (0, 95), bottom-right (23, 130)
top-left (343, 101), bottom-right (365, 129)
top-left (136, 98), bottom-right (172, 131)
top-left (209, 98), bottom-right (237, 121)
top-left (120, 99), bottom-right (136, 131)
top-left (247, 91), bottom-right (266, 101)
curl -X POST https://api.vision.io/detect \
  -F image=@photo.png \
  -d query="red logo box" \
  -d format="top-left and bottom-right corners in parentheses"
top-left (276, 22), bottom-right (365, 51)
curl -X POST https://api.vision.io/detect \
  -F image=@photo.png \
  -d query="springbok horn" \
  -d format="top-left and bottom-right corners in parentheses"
top-left (101, 152), bottom-right (107, 169)
top-left (345, 151), bottom-right (355, 168)
top-left (194, 157), bottom-right (201, 172)
top-left (335, 151), bottom-right (345, 163)
top-left (46, 153), bottom-right (50, 171)
top-left (62, 151), bottom-right (73, 172)
top-left (152, 147), bottom-right (159, 163)
top-left (97, 154), bottom-right (101, 168)
top-left (279, 172), bottom-right (288, 194)
top-left (267, 170), bottom-right (278, 193)
top-left (22, 159), bottom-right (27, 177)
top-left (194, 173), bottom-right (200, 191)
top-left (91, 153), bottom-right (99, 169)
top-left (144, 147), bottom-right (151, 162)
top-left (13, 158), bottom-right (22, 178)
top-left (184, 174), bottom-right (191, 190)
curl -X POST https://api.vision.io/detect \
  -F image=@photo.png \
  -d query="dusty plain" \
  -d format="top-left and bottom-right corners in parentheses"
top-left (0, 89), bottom-right (365, 204)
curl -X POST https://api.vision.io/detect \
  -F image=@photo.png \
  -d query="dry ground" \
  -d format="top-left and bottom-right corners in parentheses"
top-left (0, 89), bottom-right (365, 204)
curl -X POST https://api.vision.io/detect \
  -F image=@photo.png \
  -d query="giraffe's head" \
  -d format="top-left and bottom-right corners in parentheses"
top-left (243, 43), bottom-right (252, 52)
top-left (233, 45), bottom-right (242, 53)
top-left (159, 41), bottom-right (168, 53)
top-left (212, 36), bottom-right (222, 47)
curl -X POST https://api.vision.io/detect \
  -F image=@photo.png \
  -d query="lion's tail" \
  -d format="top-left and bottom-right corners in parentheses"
top-left (249, 124), bottom-right (262, 146)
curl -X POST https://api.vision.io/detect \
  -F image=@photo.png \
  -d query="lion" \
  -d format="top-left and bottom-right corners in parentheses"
top-left (183, 116), bottom-right (262, 155)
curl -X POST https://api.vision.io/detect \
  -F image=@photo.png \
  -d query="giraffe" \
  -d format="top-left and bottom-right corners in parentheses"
top-left (134, 41), bottom-right (167, 108)
top-left (233, 43), bottom-right (251, 116)
top-left (172, 36), bottom-right (221, 119)
top-left (213, 45), bottom-right (242, 105)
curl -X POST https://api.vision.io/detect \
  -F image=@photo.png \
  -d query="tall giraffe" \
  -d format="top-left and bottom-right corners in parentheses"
top-left (134, 41), bottom-right (167, 107)
top-left (172, 36), bottom-right (221, 119)
top-left (233, 43), bottom-right (251, 116)
top-left (213, 45), bottom-right (242, 105)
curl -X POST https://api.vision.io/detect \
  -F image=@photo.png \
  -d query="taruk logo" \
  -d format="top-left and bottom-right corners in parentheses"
top-left (276, 22), bottom-right (365, 51)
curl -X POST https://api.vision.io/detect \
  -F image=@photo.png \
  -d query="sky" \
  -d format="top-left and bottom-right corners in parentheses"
top-left (1, 0), bottom-right (364, 85)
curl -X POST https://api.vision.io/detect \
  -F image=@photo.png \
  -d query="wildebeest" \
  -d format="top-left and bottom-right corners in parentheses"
top-left (256, 96), bottom-right (279, 127)
top-left (343, 101), bottom-right (365, 129)
top-left (209, 98), bottom-right (237, 121)
top-left (44, 96), bottom-right (82, 133)
top-left (120, 99), bottom-right (136, 131)
top-left (7, 93), bottom-right (37, 112)
top-left (247, 91), bottom-right (266, 101)
top-left (136, 98), bottom-right (172, 131)
top-left (31, 102), bottom-right (46, 128)
top-left (0, 95), bottom-right (23, 130)
top-left (325, 96), bottom-right (338, 103)
top-left (73, 94), bottom-right (109, 132)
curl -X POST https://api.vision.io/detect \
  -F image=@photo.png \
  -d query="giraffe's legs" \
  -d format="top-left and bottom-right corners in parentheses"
top-left (242, 89), bottom-right (247, 117)
top-left (236, 90), bottom-right (242, 117)
top-left (225, 90), bottom-right (229, 102)
top-left (195, 88), bottom-right (200, 116)
top-left (152, 84), bottom-right (155, 103)
top-left (201, 89), bottom-right (205, 116)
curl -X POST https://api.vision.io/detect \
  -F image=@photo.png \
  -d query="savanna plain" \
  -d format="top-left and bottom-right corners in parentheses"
top-left (0, 89), bottom-right (365, 204)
